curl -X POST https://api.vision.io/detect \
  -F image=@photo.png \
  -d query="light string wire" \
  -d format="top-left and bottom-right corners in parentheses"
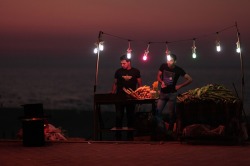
top-left (101, 31), bottom-right (133, 42)
top-left (99, 24), bottom-right (237, 45)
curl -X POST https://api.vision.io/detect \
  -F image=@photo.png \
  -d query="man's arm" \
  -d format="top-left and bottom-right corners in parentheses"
top-left (111, 79), bottom-right (117, 94)
top-left (157, 70), bottom-right (166, 88)
top-left (175, 74), bottom-right (192, 90)
top-left (137, 78), bottom-right (142, 87)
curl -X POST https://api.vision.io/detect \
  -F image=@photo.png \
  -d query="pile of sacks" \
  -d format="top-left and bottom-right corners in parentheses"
top-left (44, 123), bottom-right (67, 141)
top-left (182, 124), bottom-right (225, 137)
top-left (17, 122), bottom-right (67, 141)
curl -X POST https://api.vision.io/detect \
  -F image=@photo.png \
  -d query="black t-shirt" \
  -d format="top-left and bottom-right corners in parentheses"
top-left (114, 67), bottom-right (141, 94)
top-left (159, 63), bottom-right (186, 93)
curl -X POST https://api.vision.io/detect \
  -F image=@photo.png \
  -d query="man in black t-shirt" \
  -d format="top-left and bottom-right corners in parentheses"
top-left (156, 53), bottom-right (192, 136)
top-left (111, 55), bottom-right (142, 140)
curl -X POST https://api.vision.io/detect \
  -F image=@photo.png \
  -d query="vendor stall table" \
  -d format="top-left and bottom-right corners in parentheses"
top-left (93, 94), bottom-right (157, 140)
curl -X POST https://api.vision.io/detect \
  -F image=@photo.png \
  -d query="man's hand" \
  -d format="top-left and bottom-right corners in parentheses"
top-left (161, 82), bottom-right (167, 88)
top-left (175, 85), bottom-right (181, 90)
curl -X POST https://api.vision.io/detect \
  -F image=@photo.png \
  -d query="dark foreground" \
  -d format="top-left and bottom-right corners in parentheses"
top-left (1, 140), bottom-right (250, 166)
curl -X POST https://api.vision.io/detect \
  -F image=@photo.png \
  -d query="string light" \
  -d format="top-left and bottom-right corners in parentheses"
top-left (192, 38), bottom-right (197, 59)
top-left (165, 42), bottom-right (171, 61)
top-left (236, 39), bottom-right (241, 53)
top-left (126, 40), bottom-right (132, 59)
top-left (143, 51), bottom-right (149, 61)
top-left (99, 41), bottom-right (104, 51)
top-left (93, 47), bottom-right (98, 54)
top-left (93, 41), bottom-right (104, 54)
top-left (142, 43), bottom-right (150, 61)
top-left (216, 32), bottom-right (221, 52)
top-left (93, 24), bottom-right (239, 60)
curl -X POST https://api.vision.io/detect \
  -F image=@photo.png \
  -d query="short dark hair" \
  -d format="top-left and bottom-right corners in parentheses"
top-left (120, 55), bottom-right (131, 62)
top-left (170, 53), bottom-right (177, 61)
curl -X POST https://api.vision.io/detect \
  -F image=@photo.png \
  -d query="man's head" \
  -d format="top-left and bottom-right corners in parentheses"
top-left (120, 55), bottom-right (131, 70)
top-left (167, 53), bottom-right (177, 68)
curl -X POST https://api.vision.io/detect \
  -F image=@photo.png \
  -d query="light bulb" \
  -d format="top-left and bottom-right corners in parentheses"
top-left (216, 45), bottom-right (221, 52)
top-left (165, 49), bottom-right (171, 61)
top-left (165, 42), bottom-right (170, 59)
top-left (99, 42), bottom-right (104, 51)
top-left (127, 48), bottom-right (132, 59)
top-left (126, 41), bottom-right (132, 59)
top-left (216, 41), bottom-right (221, 52)
top-left (93, 40), bottom-right (104, 54)
top-left (167, 55), bottom-right (172, 61)
top-left (215, 32), bottom-right (221, 52)
top-left (192, 52), bottom-right (197, 59)
top-left (236, 47), bottom-right (241, 53)
top-left (236, 41), bottom-right (241, 53)
top-left (127, 52), bottom-right (131, 59)
top-left (142, 43), bottom-right (150, 61)
top-left (191, 39), bottom-right (197, 59)
top-left (93, 48), bottom-right (98, 54)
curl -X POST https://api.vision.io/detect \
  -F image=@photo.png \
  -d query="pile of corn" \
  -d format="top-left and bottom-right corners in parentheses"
top-left (123, 86), bottom-right (151, 99)
top-left (177, 84), bottom-right (240, 103)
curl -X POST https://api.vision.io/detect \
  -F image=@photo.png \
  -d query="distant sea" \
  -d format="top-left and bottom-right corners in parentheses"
top-left (0, 65), bottom-right (249, 115)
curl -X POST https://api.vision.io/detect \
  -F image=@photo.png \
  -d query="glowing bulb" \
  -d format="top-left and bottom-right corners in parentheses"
top-left (236, 41), bottom-right (241, 53)
top-left (216, 41), bottom-right (221, 52)
top-left (191, 39), bottom-right (197, 59)
top-left (192, 52), bottom-right (197, 59)
top-left (99, 42), bottom-right (104, 51)
top-left (165, 42), bottom-right (171, 59)
top-left (127, 52), bottom-right (131, 59)
top-left (126, 41), bottom-right (132, 59)
top-left (165, 48), bottom-right (171, 61)
top-left (216, 45), bottom-right (221, 52)
top-left (143, 50), bottom-right (149, 61)
top-left (167, 55), bottom-right (172, 61)
top-left (143, 54), bottom-right (147, 61)
top-left (142, 43), bottom-right (150, 61)
top-left (236, 47), bottom-right (241, 53)
top-left (127, 48), bottom-right (132, 59)
top-left (216, 32), bottom-right (221, 52)
top-left (93, 48), bottom-right (98, 54)
top-left (93, 40), bottom-right (104, 54)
